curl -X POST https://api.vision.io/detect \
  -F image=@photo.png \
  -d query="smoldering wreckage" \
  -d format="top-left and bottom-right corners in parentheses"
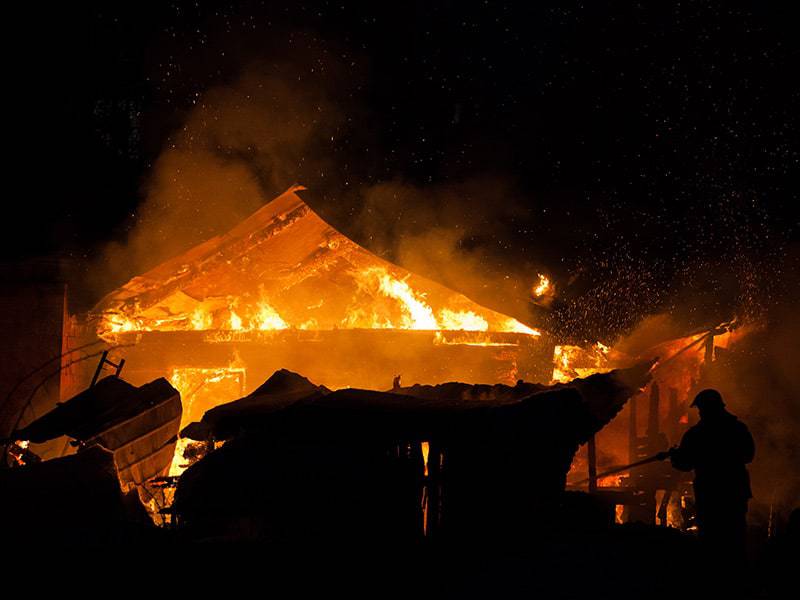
top-left (0, 187), bottom-right (790, 591)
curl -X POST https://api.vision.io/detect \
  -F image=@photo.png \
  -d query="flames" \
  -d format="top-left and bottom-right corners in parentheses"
top-left (99, 266), bottom-right (540, 341)
top-left (167, 365), bottom-right (246, 477)
top-left (372, 268), bottom-right (439, 330)
top-left (552, 342), bottom-right (612, 383)
top-left (168, 437), bottom-right (194, 477)
top-left (169, 365), bottom-right (246, 426)
top-left (228, 302), bottom-right (289, 331)
top-left (350, 267), bottom-right (540, 335)
top-left (8, 440), bottom-right (31, 466)
top-left (532, 273), bottom-right (553, 298)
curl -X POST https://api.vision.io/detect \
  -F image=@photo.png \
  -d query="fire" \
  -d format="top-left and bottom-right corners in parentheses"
top-left (253, 302), bottom-right (289, 330)
top-left (167, 365), bottom-right (246, 477)
top-left (105, 313), bottom-right (142, 333)
top-left (552, 345), bottom-right (582, 383)
top-left (532, 273), bottom-right (552, 298)
top-left (433, 331), bottom-right (518, 347)
top-left (169, 365), bottom-right (246, 426)
top-left (439, 308), bottom-right (489, 332)
top-left (8, 440), bottom-right (31, 466)
top-left (229, 309), bottom-right (243, 330)
top-left (421, 441), bottom-right (430, 477)
top-left (355, 267), bottom-right (541, 336)
top-left (97, 266), bottom-right (541, 342)
top-left (598, 474), bottom-right (624, 487)
top-left (372, 268), bottom-right (439, 330)
top-left (552, 341), bottom-right (613, 383)
top-left (191, 307), bottom-right (212, 330)
top-left (501, 318), bottom-right (540, 336)
top-left (168, 437), bottom-right (194, 477)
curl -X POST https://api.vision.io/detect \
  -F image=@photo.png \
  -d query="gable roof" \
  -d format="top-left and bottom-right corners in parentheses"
top-left (93, 186), bottom-right (539, 339)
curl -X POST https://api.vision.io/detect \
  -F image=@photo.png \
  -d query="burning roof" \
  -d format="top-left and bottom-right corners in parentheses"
top-left (93, 185), bottom-right (539, 340)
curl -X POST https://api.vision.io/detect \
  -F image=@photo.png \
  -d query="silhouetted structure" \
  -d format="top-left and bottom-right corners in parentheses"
top-left (173, 363), bottom-right (653, 547)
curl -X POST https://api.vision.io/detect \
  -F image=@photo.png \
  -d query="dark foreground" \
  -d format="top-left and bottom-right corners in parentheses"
top-left (7, 502), bottom-right (796, 600)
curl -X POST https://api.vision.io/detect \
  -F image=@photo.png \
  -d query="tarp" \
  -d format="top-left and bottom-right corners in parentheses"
top-left (181, 361), bottom-right (652, 444)
top-left (180, 368), bottom-right (329, 440)
top-left (13, 376), bottom-right (182, 490)
top-left (171, 363), bottom-right (651, 544)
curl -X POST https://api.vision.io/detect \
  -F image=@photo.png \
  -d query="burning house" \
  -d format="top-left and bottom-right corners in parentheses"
top-left (0, 182), bottom-right (786, 590)
top-left (0, 185), bottom-right (559, 526)
top-left (85, 185), bottom-right (554, 426)
top-left (2, 7), bottom-right (796, 594)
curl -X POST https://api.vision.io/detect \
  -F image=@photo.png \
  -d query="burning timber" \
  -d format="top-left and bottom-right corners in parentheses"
top-left (82, 186), bottom-right (553, 399)
top-left (169, 362), bottom-right (652, 545)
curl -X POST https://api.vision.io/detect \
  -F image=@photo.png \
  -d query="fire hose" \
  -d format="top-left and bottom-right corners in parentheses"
top-left (573, 449), bottom-right (674, 486)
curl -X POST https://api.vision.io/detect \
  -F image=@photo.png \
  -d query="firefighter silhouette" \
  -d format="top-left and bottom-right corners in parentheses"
top-left (670, 389), bottom-right (755, 565)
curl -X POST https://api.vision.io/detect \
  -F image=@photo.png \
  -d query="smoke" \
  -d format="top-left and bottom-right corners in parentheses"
top-left (343, 178), bottom-right (544, 322)
top-left (84, 46), bottom-right (790, 344)
top-left (591, 275), bottom-right (800, 523)
top-left (717, 267), bottom-right (800, 523)
top-left (87, 56), bottom-right (350, 298)
top-left (85, 55), bottom-right (548, 327)
top-left (80, 42), bottom-right (799, 521)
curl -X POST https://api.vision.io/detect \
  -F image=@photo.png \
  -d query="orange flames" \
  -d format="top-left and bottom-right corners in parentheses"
top-left (349, 267), bottom-right (539, 335)
top-left (532, 273), bottom-right (553, 298)
top-left (99, 266), bottom-right (540, 341)
top-left (551, 341), bottom-right (612, 383)
top-left (167, 365), bottom-right (246, 477)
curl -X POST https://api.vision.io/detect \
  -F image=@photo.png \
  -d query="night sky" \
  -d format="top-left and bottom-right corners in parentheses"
top-left (7, 2), bottom-right (798, 341)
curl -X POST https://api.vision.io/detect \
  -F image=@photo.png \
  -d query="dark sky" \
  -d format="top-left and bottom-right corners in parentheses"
top-left (7, 1), bottom-right (798, 341)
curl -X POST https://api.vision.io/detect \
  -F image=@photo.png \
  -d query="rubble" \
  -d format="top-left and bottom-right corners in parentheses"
top-left (0, 445), bottom-right (156, 546)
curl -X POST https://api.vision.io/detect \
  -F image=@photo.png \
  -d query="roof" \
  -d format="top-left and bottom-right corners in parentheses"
top-left (92, 186), bottom-right (539, 338)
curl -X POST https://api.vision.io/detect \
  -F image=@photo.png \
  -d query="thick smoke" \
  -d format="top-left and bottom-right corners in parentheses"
top-left (88, 58), bottom-right (547, 326)
top-left (344, 178), bottom-right (544, 322)
top-left (86, 50), bottom-right (798, 520)
top-left (593, 277), bottom-right (800, 523)
top-left (89, 61), bottom-right (347, 295)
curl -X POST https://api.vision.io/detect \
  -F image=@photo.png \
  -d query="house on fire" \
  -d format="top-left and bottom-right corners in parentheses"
top-left (84, 185), bottom-right (555, 426)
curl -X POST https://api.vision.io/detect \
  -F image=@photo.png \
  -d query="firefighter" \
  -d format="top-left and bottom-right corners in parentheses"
top-left (669, 389), bottom-right (755, 566)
